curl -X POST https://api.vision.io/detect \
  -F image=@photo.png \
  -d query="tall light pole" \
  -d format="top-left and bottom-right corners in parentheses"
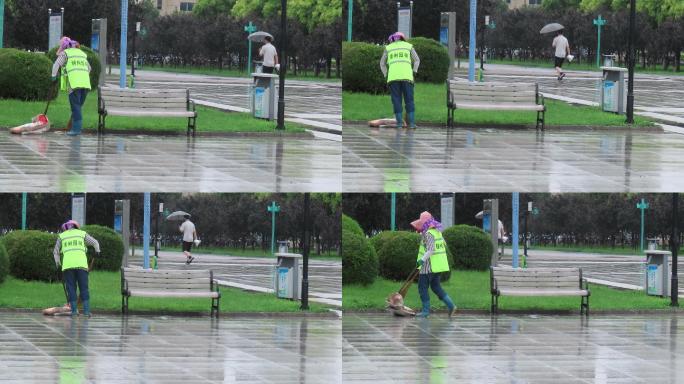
top-left (244, 21), bottom-right (257, 74)
top-left (390, 193), bottom-right (396, 231)
top-left (626, 0), bottom-right (636, 124)
top-left (468, 0), bottom-right (477, 82)
top-left (671, 193), bottom-right (679, 306)
top-left (143, 192), bottom-right (150, 269)
top-left (347, 0), bottom-right (353, 41)
top-left (0, 0), bottom-right (5, 48)
top-left (276, 0), bottom-right (287, 130)
top-left (300, 193), bottom-right (310, 310)
top-left (21, 193), bottom-right (27, 229)
top-left (119, 0), bottom-right (128, 88)
top-left (268, 201), bottom-right (280, 255)
top-left (512, 193), bottom-right (519, 268)
top-left (637, 198), bottom-right (649, 252)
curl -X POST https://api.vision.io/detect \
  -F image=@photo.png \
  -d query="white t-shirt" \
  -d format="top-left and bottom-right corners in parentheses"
top-left (179, 220), bottom-right (196, 242)
top-left (552, 35), bottom-right (569, 58)
top-left (259, 43), bottom-right (278, 67)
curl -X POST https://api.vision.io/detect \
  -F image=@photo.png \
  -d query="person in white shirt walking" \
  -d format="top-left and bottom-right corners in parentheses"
top-left (552, 30), bottom-right (570, 80)
top-left (179, 215), bottom-right (198, 264)
top-left (259, 36), bottom-right (279, 74)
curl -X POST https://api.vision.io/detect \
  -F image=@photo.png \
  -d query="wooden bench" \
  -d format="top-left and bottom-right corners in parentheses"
top-left (121, 267), bottom-right (220, 317)
top-left (490, 266), bottom-right (590, 315)
top-left (447, 80), bottom-right (546, 130)
top-left (98, 87), bottom-right (197, 136)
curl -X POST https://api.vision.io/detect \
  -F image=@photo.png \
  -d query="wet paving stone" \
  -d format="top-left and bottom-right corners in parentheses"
top-left (342, 125), bottom-right (684, 192)
top-left (0, 133), bottom-right (340, 192)
top-left (343, 313), bottom-right (684, 383)
top-left (0, 313), bottom-right (341, 383)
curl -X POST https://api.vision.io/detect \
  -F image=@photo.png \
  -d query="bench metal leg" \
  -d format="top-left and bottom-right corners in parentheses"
top-left (581, 295), bottom-right (589, 316)
top-left (187, 116), bottom-right (196, 137)
top-left (211, 297), bottom-right (220, 318)
top-left (536, 110), bottom-right (545, 131)
top-left (122, 295), bottom-right (129, 315)
top-left (491, 294), bottom-right (498, 314)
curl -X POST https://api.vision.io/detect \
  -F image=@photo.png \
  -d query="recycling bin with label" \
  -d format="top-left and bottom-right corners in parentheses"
top-left (600, 66), bottom-right (627, 114)
top-left (250, 73), bottom-right (278, 120)
top-left (274, 253), bottom-right (302, 300)
top-left (644, 250), bottom-right (670, 297)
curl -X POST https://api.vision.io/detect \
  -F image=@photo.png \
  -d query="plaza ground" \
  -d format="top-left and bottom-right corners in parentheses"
top-left (0, 312), bottom-right (341, 383)
top-left (344, 313), bottom-right (684, 383)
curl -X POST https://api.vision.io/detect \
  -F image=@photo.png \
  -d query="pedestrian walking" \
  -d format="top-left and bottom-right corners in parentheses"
top-left (53, 220), bottom-right (100, 317)
top-left (411, 211), bottom-right (456, 318)
top-left (552, 30), bottom-right (570, 80)
top-left (179, 215), bottom-right (198, 264)
top-left (380, 32), bottom-right (420, 129)
top-left (259, 36), bottom-right (279, 74)
top-left (51, 36), bottom-right (92, 136)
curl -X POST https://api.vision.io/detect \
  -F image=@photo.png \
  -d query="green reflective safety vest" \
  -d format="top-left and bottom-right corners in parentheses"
top-left (60, 229), bottom-right (88, 271)
top-left (62, 48), bottom-right (91, 91)
top-left (386, 41), bottom-right (414, 83)
top-left (417, 228), bottom-right (449, 273)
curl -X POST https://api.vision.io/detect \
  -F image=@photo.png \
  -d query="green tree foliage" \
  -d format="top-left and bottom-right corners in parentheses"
top-left (194, 0), bottom-right (237, 17)
top-left (342, 214), bottom-right (364, 236)
top-left (232, 0), bottom-right (341, 31)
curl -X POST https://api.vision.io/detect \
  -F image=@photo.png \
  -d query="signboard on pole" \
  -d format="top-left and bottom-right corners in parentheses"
top-left (71, 194), bottom-right (86, 226)
top-left (440, 195), bottom-right (454, 229)
top-left (48, 9), bottom-right (63, 50)
top-left (397, 6), bottom-right (412, 38)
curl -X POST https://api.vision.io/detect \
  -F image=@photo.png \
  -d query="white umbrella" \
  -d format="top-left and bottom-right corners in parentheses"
top-left (247, 31), bottom-right (273, 43)
top-left (540, 23), bottom-right (564, 34)
top-left (166, 211), bottom-right (191, 221)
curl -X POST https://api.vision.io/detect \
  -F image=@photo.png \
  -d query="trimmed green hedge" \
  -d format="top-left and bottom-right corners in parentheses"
top-left (0, 48), bottom-right (54, 101)
top-left (442, 225), bottom-right (493, 271)
top-left (342, 41), bottom-right (386, 94)
top-left (369, 230), bottom-right (397, 257)
top-left (0, 243), bottom-right (8, 284)
top-left (46, 45), bottom-right (102, 90)
top-left (0, 230), bottom-right (59, 282)
top-left (342, 230), bottom-right (378, 285)
top-left (408, 37), bottom-right (450, 83)
top-left (342, 214), bottom-right (364, 236)
top-left (81, 225), bottom-right (123, 271)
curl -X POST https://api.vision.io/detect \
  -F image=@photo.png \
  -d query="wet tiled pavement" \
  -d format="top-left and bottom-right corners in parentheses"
top-left (0, 313), bottom-right (341, 383)
top-left (130, 252), bottom-right (342, 306)
top-left (0, 133), bottom-right (340, 192)
top-left (342, 125), bottom-right (684, 192)
top-left (343, 313), bottom-right (684, 383)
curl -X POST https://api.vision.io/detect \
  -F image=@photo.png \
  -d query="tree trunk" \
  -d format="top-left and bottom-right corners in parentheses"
top-left (676, 50), bottom-right (681, 72)
top-left (336, 56), bottom-right (341, 78)
top-left (326, 56), bottom-right (332, 79)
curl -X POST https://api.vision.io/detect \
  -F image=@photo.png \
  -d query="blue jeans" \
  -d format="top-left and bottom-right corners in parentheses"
top-left (389, 81), bottom-right (415, 115)
top-left (63, 268), bottom-right (89, 303)
top-left (418, 273), bottom-right (448, 305)
top-left (68, 89), bottom-right (88, 132)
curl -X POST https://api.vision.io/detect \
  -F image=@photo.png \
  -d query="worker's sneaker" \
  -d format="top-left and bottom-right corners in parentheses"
top-left (448, 306), bottom-right (457, 318)
top-left (83, 312), bottom-right (92, 318)
top-left (560, 72), bottom-right (566, 80)
top-left (415, 311), bottom-right (430, 318)
top-left (66, 130), bottom-right (81, 136)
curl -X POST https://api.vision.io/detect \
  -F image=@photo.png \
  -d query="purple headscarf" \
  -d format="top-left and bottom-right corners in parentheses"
top-left (421, 218), bottom-right (443, 233)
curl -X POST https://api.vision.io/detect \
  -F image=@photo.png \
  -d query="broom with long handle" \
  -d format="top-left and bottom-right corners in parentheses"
top-left (398, 268), bottom-right (420, 298)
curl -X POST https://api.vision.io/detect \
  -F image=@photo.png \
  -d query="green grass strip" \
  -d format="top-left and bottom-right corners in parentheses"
top-left (343, 82), bottom-right (653, 127)
top-left (0, 272), bottom-right (329, 313)
top-left (343, 270), bottom-right (670, 311)
top-left (0, 91), bottom-right (306, 133)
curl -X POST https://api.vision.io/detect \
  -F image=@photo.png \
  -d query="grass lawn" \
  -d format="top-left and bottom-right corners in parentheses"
top-left (159, 245), bottom-right (340, 260)
top-left (0, 271), bottom-right (329, 314)
top-left (342, 82), bottom-right (653, 127)
top-left (137, 65), bottom-right (341, 83)
top-left (487, 57), bottom-right (684, 77)
top-left (0, 91), bottom-right (306, 133)
top-left (343, 270), bottom-right (671, 312)
top-left (510, 244), bottom-right (684, 256)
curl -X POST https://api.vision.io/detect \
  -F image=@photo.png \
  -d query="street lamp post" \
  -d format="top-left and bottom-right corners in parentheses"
top-left (593, 15), bottom-right (606, 68)
top-left (276, 0), bottom-right (287, 130)
top-left (300, 193), bottom-right (310, 310)
top-left (468, 0), bottom-right (477, 82)
top-left (390, 192), bottom-right (397, 231)
top-left (637, 198), bottom-right (649, 252)
top-left (671, 193), bottom-right (679, 306)
top-left (0, 0), bottom-right (4, 48)
top-left (347, 0), bottom-right (353, 41)
top-left (244, 21), bottom-right (257, 74)
top-left (626, 0), bottom-right (636, 124)
top-left (119, 0), bottom-right (128, 88)
top-left (21, 193), bottom-right (27, 229)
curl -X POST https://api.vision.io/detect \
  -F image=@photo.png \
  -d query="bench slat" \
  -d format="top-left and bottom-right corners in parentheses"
top-left (107, 109), bottom-right (196, 117)
top-left (498, 289), bottom-right (589, 296)
top-left (104, 96), bottom-right (187, 103)
top-left (451, 103), bottom-right (543, 111)
top-left (493, 267), bottom-right (580, 273)
top-left (127, 283), bottom-right (210, 291)
top-left (493, 271), bottom-right (579, 278)
top-left (128, 290), bottom-right (219, 298)
top-left (497, 282), bottom-right (579, 290)
top-left (124, 275), bottom-right (209, 283)
top-left (106, 101), bottom-right (188, 109)
top-left (101, 87), bottom-right (187, 95)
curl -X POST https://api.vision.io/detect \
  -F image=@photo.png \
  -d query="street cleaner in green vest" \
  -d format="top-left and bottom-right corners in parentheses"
top-left (380, 32), bottom-right (420, 129)
top-left (51, 37), bottom-right (92, 136)
top-left (53, 220), bottom-right (100, 317)
top-left (411, 211), bottom-right (456, 318)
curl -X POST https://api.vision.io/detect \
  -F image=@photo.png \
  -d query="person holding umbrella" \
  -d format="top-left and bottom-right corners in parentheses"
top-left (259, 35), bottom-right (279, 74)
top-left (179, 214), bottom-right (198, 264)
top-left (552, 30), bottom-right (571, 80)
top-left (53, 220), bottom-right (100, 317)
top-left (411, 211), bottom-right (456, 318)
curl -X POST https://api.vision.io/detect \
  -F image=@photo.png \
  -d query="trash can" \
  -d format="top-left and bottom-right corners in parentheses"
top-left (250, 73), bottom-right (278, 120)
top-left (644, 250), bottom-right (670, 297)
top-left (277, 240), bottom-right (289, 253)
top-left (274, 252), bottom-right (302, 300)
top-left (600, 66), bottom-right (628, 114)
top-left (602, 54), bottom-right (617, 67)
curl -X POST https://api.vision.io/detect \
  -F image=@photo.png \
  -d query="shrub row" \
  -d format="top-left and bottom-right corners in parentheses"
top-left (341, 214), bottom-right (378, 285)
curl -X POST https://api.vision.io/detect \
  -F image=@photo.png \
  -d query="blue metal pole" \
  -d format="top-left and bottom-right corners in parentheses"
top-left (21, 192), bottom-right (27, 229)
top-left (0, 0), bottom-right (5, 48)
top-left (468, 0), bottom-right (477, 82)
top-left (143, 192), bottom-right (150, 269)
top-left (512, 192), bottom-right (519, 268)
top-left (391, 193), bottom-right (396, 231)
top-left (347, 0), bottom-right (353, 41)
top-left (119, 0), bottom-right (128, 88)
